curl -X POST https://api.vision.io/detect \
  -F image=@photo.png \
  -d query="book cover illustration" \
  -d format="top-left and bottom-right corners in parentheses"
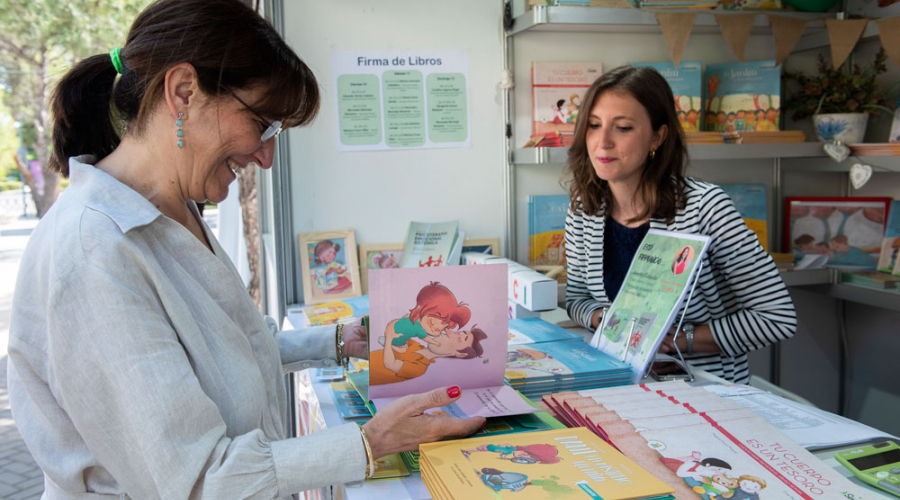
top-left (877, 237), bottom-right (900, 274)
top-left (419, 427), bottom-right (674, 500)
top-left (704, 61), bottom-right (781, 133)
top-left (531, 61), bottom-right (602, 136)
top-left (786, 197), bottom-right (890, 269)
top-left (505, 341), bottom-right (630, 383)
top-left (507, 318), bottom-right (583, 345)
top-left (885, 200), bottom-right (900, 238)
top-left (591, 230), bottom-right (711, 383)
top-left (719, 184), bottom-right (768, 251)
top-left (528, 194), bottom-right (570, 266)
top-left (632, 61), bottom-right (702, 132)
top-left (330, 382), bottom-right (373, 420)
top-left (295, 295), bottom-right (370, 327)
top-left (400, 220), bottom-right (460, 268)
top-left (367, 265), bottom-right (537, 418)
top-left (623, 415), bottom-right (871, 500)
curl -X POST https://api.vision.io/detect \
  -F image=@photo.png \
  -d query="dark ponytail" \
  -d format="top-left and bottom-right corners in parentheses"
top-left (48, 0), bottom-right (320, 178)
top-left (48, 54), bottom-right (120, 176)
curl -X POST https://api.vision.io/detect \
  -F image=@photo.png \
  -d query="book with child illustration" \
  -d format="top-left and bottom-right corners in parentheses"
top-left (531, 61), bottom-right (602, 136)
top-left (507, 318), bottom-right (583, 345)
top-left (419, 427), bottom-right (675, 500)
top-left (505, 341), bottom-right (631, 399)
top-left (591, 229), bottom-right (711, 383)
top-left (720, 184), bottom-right (768, 251)
top-left (704, 60), bottom-right (781, 133)
top-left (785, 197), bottom-right (891, 270)
top-left (367, 265), bottom-right (538, 419)
top-left (400, 220), bottom-right (461, 268)
top-left (528, 194), bottom-right (569, 266)
top-left (632, 61), bottom-right (703, 133)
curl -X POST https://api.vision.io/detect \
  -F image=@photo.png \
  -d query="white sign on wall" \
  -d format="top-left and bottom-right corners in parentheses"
top-left (332, 51), bottom-right (471, 152)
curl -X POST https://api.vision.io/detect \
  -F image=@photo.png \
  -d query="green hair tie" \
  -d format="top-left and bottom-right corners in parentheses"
top-left (109, 47), bottom-right (124, 74)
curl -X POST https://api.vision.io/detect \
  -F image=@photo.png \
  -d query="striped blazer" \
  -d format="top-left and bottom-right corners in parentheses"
top-left (565, 178), bottom-right (797, 383)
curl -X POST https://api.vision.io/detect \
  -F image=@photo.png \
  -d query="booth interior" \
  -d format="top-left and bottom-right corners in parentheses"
top-left (215, 0), bottom-right (900, 498)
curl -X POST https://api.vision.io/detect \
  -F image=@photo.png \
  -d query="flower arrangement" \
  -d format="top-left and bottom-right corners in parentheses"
top-left (784, 47), bottom-right (891, 121)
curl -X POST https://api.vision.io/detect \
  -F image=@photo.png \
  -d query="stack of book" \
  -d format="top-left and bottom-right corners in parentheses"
top-left (727, 130), bottom-right (805, 144)
top-left (419, 427), bottom-right (675, 500)
top-left (684, 131), bottom-right (724, 144)
top-left (506, 318), bottom-right (631, 398)
top-left (840, 270), bottom-right (900, 289)
top-left (849, 142), bottom-right (900, 156)
top-left (286, 295), bottom-right (369, 328)
top-left (541, 383), bottom-right (874, 498)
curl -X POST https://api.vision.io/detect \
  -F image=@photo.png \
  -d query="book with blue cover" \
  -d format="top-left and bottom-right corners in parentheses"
top-left (704, 60), bottom-right (781, 133)
top-left (632, 61), bottom-right (702, 133)
top-left (505, 340), bottom-right (631, 398)
top-left (528, 194), bottom-right (569, 266)
top-left (507, 318), bottom-right (583, 345)
top-left (719, 184), bottom-right (768, 251)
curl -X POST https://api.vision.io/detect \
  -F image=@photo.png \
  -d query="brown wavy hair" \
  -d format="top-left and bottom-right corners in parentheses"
top-left (563, 65), bottom-right (687, 223)
top-left (49, 0), bottom-right (319, 176)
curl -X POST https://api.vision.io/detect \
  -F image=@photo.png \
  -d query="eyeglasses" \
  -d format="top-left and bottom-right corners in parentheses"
top-left (222, 87), bottom-right (283, 142)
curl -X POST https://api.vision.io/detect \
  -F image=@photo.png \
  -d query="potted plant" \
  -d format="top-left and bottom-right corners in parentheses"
top-left (785, 48), bottom-right (892, 143)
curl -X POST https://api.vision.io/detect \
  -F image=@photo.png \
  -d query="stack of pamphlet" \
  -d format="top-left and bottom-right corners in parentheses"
top-left (420, 427), bottom-right (675, 500)
top-left (506, 318), bottom-right (631, 398)
top-left (542, 383), bottom-right (875, 499)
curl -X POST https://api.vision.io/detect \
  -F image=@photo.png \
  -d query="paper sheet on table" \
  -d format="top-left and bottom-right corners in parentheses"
top-left (371, 385), bottom-right (538, 419)
top-left (704, 384), bottom-right (898, 450)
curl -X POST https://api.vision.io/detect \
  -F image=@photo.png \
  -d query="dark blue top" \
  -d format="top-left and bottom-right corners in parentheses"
top-left (603, 216), bottom-right (650, 302)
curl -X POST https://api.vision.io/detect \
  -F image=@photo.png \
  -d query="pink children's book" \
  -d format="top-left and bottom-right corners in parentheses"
top-left (531, 61), bottom-right (602, 136)
top-left (367, 265), bottom-right (538, 419)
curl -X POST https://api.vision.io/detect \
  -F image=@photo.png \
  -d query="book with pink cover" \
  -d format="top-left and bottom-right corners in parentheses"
top-left (531, 61), bottom-right (602, 136)
top-left (367, 265), bottom-right (537, 418)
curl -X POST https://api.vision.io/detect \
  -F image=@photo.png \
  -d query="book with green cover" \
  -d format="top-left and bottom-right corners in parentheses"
top-left (400, 220), bottom-right (460, 268)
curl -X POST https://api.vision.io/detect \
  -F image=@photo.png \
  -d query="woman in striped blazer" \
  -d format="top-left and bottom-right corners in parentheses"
top-left (563, 66), bottom-right (796, 383)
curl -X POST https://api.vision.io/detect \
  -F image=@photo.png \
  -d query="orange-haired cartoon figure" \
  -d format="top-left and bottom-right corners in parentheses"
top-left (461, 443), bottom-right (560, 465)
top-left (379, 281), bottom-right (471, 352)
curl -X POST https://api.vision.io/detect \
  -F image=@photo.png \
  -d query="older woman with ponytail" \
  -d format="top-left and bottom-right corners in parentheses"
top-left (8, 1), bottom-right (483, 498)
top-left (563, 65), bottom-right (797, 384)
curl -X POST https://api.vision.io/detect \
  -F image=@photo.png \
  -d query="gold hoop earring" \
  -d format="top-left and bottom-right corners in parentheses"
top-left (649, 149), bottom-right (656, 159)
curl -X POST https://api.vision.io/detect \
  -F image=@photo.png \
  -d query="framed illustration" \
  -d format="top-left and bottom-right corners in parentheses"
top-left (358, 242), bottom-right (404, 294)
top-left (784, 197), bottom-right (892, 268)
top-left (298, 229), bottom-right (362, 305)
top-left (461, 237), bottom-right (501, 257)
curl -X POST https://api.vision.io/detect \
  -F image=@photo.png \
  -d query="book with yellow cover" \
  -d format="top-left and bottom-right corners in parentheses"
top-left (419, 427), bottom-right (674, 500)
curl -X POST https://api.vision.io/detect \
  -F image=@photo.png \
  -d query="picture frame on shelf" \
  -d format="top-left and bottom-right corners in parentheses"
top-left (299, 229), bottom-right (362, 305)
top-left (461, 237), bottom-right (501, 257)
top-left (358, 242), bottom-right (404, 294)
top-left (784, 197), bottom-right (892, 269)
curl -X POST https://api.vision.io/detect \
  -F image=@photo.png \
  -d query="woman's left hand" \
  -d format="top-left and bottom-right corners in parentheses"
top-left (343, 318), bottom-right (369, 359)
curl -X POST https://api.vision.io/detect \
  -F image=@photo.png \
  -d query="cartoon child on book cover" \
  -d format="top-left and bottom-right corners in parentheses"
top-left (370, 282), bottom-right (488, 385)
top-left (461, 443), bottom-right (561, 465)
top-left (310, 239), bottom-right (352, 294)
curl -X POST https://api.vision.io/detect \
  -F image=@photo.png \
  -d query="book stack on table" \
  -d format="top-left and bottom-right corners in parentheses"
top-left (419, 427), bottom-right (675, 500)
top-left (505, 318), bottom-right (632, 399)
top-left (541, 382), bottom-right (877, 499)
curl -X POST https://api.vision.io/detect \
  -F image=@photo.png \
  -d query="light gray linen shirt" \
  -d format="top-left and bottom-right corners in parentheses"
top-left (8, 156), bottom-right (366, 499)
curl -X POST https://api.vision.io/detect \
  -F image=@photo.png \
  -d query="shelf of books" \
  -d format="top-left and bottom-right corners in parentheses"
top-left (513, 142), bottom-right (834, 165)
top-left (508, 5), bottom-right (833, 37)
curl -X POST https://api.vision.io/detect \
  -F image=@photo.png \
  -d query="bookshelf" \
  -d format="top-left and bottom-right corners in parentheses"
top-left (781, 268), bottom-right (900, 312)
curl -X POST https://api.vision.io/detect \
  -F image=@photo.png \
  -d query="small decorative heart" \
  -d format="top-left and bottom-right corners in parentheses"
top-left (823, 141), bottom-right (850, 163)
top-left (850, 163), bottom-right (873, 190)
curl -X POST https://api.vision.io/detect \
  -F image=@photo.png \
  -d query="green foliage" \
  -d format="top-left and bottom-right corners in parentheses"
top-left (0, 180), bottom-right (22, 191)
top-left (784, 48), bottom-right (891, 121)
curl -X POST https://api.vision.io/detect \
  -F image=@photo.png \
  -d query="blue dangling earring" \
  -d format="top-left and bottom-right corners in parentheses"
top-left (176, 112), bottom-right (184, 149)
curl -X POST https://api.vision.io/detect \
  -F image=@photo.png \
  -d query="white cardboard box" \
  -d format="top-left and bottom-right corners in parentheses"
top-left (460, 254), bottom-right (558, 312)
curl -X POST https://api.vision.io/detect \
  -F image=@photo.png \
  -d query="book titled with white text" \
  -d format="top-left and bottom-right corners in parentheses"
top-left (704, 61), bottom-right (781, 133)
top-left (632, 61), bottom-right (703, 132)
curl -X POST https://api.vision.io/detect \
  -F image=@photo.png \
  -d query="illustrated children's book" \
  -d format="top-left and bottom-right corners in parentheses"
top-left (505, 341), bottom-right (632, 398)
top-left (631, 61), bottom-right (702, 132)
top-left (330, 382), bottom-right (373, 420)
top-left (367, 265), bottom-right (538, 418)
top-left (591, 229), bottom-right (711, 383)
top-left (419, 427), bottom-right (675, 500)
top-left (531, 61), bottom-right (602, 136)
top-left (877, 237), bottom-right (900, 274)
top-left (288, 295), bottom-right (370, 328)
top-left (528, 194), bottom-right (570, 266)
top-left (719, 184), bottom-right (768, 251)
top-left (507, 318), bottom-right (583, 345)
top-left (400, 220), bottom-right (460, 268)
top-left (704, 60), bottom-right (781, 133)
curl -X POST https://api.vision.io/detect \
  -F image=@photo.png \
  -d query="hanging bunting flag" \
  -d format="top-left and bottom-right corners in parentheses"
top-left (877, 17), bottom-right (900, 67)
top-left (656, 12), bottom-right (696, 67)
top-left (826, 18), bottom-right (870, 69)
top-left (768, 15), bottom-right (808, 66)
top-left (715, 14), bottom-right (756, 62)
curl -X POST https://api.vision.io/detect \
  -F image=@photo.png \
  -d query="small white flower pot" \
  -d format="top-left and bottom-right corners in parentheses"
top-left (813, 113), bottom-right (868, 143)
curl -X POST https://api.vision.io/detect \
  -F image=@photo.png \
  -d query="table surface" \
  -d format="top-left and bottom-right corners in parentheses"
top-left (292, 308), bottom-right (895, 500)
